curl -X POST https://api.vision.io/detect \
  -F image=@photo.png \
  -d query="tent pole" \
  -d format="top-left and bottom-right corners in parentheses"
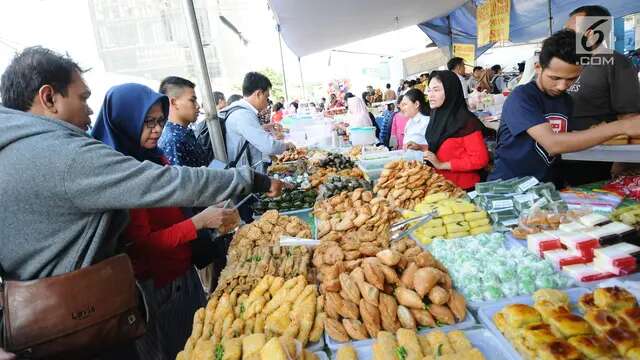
top-left (182, 0), bottom-right (227, 161)
top-left (277, 24), bottom-right (290, 103)
top-left (547, 0), bottom-right (553, 36)
top-left (298, 57), bottom-right (306, 100)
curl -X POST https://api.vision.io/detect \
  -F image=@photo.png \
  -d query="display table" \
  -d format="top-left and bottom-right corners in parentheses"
top-left (562, 145), bottom-right (640, 163)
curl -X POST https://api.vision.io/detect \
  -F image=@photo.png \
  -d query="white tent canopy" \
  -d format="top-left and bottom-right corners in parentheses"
top-left (269, 0), bottom-right (467, 57)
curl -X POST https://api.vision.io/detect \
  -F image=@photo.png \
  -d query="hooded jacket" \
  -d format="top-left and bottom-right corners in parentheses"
top-left (0, 105), bottom-right (266, 281)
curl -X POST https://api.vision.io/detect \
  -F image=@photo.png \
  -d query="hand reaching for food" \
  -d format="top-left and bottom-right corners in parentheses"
top-left (191, 206), bottom-right (239, 232)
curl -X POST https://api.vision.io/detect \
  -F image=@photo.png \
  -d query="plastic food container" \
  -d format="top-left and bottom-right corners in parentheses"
top-left (342, 328), bottom-right (511, 360)
top-left (280, 208), bottom-right (314, 227)
top-left (306, 336), bottom-right (325, 353)
top-left (348, 127), bottom-right (377, 145)
top-left (325, 312), bottom-right (476, 351)
top-left (314, 351), bottom-right (329, 360)
top-left (477, 287), bottom-right (591, 360)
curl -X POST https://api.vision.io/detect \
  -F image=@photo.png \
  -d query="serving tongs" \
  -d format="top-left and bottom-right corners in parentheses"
top-left (390, 210), bottom-right (438, 241)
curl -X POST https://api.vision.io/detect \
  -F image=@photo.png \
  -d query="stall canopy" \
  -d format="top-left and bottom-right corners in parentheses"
top-left (418, 0), bottom-right (640, 59)
top-left (268, 0), bottom-right (467, 57)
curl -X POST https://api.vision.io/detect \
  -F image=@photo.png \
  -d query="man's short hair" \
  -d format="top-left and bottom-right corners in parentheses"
top-left (570, 5), bottom-right (611, 17)
top-left (447, 57), bottom-right (465, 71)
top-left (228, 94), bottom-right (242, 104)
top-left (242, 72), bottom-right (272, 97)
top-left (491, 64), bottom-right (502, 72)
top-left (158, 76), bottom-right (195, 98)
top-left (1, 46), bottom-right (85, 111)
top-left (473, 66), bottom-right (483, 72)
top-left (386, 83), bottom-right (391, 89)
top-left (539, 29), bottom-right (590, 69)
top-left (213, 91), bottom-right (225, 105)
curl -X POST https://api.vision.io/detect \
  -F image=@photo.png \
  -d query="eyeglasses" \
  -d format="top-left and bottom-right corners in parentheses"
top-left (143, 117), bottom-right (166, 129)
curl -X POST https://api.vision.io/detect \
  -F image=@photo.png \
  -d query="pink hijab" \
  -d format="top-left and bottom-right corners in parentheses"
top-left (346, 97), bottom-right (372, 127)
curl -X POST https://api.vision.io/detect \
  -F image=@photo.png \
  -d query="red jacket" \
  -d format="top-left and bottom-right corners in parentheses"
top-left (123, 206), bottom-right (197, 288)
top-left (434, 130), bottom-right (489, 190)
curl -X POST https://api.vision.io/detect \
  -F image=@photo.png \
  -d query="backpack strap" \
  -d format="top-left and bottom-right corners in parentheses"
top-left (225, 140), bottom-right (250, 169)
top-left (222, 106), bottom-right (253, 169)
top-left (196, 105), bottom-right (243, 165)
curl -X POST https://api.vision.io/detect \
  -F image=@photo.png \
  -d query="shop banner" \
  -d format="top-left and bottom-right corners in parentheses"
top-left (402, 49), bottom-right (448, 77)
top-left (453, 43), bottom-right (476, 66)
top-left (477, 1), bottom-right (492, 46)
top-left (477, 0), bottom-right (510, 46)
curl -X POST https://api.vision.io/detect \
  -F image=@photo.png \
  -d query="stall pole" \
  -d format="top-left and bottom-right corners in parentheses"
top-left (182, 0), bottom-right (227, 161)
top-left (298, 57), bottom-right (306, 100)
top-left (547, 0), bottom-right (553, 36)
top-left (277, 24), bottom-right (290, 103)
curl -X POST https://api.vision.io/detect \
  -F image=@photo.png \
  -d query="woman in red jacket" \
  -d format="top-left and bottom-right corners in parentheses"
top-left (92, 83), bottom-right (241, 360)
top-left (421, 70), bottom-right (489, 190)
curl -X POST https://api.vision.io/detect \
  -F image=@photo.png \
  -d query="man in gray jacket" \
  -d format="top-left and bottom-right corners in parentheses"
top-left (0, 46), bottom-right (284, 283)
top-left (224, 72), bottom-right (293, 173)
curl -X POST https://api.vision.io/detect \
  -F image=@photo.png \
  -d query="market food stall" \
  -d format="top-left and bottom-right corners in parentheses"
top-left (170, 0), bottom-right (640, 358)
top-left (175, 139), bottom-right (640, 360)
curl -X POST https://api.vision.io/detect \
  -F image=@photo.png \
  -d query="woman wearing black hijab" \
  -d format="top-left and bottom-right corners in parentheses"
top-left (419, 70), bottom-right (489, 190)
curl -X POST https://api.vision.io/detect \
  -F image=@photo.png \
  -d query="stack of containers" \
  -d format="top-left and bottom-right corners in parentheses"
top-left (526, 212), bottom-right (640, 283)
top-left (472, 177), bottom-right (566, 228)
top-left (356, 150), bottom-right (423, 181)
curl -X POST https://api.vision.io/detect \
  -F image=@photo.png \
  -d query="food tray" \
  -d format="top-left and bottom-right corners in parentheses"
top-left (577, 271), bottom-right (640, 289)
top-left (325, 311), bottom-right (476, 351)
top-left (504, 231), bottom-right (525, 246)
top-left (503, 233), bottom-right (640, 289)
top-left (306, 337), bottom-right (325, 353)
top-left (335, 328), bottom-right (510, 360)
top-left (358, 165), bottom-right (383, 183)
top-left (414, 232), bottom-right (531, 310)
top-left (477, 287), bottom-right (591, 360)
top-left (467, 245), bottom-right (561, 311)
top-left (253, 208), bottom-right (314, 229)
top-left (314, 351), bottom-right (329, 360)
top-left (280, 207), bottom-right (314, 227)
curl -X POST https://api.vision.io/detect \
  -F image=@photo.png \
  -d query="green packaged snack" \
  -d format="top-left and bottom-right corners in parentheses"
top-left (513, 176), bottom-right (540, 193)
top-left (490, 208), bottom-right (518, 223)
top-left (475, 179), bottom-right (502, 194)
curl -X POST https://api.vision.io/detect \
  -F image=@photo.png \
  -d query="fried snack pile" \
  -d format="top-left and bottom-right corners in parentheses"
top-left (308, 167), bottom-right (364, 188)
top-left (321, 238), bottom-right (467, 342)
top-left (178, 275), bottom-right (325, 360)
top-left (494, 287), bottom-right (640, 360)
top-left (275, 148), bottom-right (307, 162)
top-left (373, 160), bottom-right (465, 210)
top-left (230, 210), bottom-right (312, 250)
top-left (212, 210), bottom-right (314, 300)
top-left (314, 189), bottom-right (398, 242)
top-left (336, 328), bottom-right (486, 360)
top-left (214, 246), bottom-right (312, 300)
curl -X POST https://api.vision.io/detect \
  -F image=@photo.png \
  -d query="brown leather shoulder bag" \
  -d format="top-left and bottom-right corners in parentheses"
top-left (0, 254), bottom-right (147, 359)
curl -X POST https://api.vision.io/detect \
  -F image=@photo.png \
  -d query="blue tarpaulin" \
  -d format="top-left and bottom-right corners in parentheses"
top-left (418, 0), bottom-right (640, 59)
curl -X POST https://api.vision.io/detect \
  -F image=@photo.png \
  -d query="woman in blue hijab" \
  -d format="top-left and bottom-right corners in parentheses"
top-left (92, 83), bottom-right (169, 164)
top-left (92, 83), bottom-right (239, 360)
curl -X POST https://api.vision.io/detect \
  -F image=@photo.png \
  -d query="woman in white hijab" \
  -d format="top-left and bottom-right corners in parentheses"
top-left (345, 96), bottom-right (373, 127)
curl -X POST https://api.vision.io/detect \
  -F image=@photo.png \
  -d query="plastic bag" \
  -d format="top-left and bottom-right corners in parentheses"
top-left (603, 176), bottom-right (640, 201)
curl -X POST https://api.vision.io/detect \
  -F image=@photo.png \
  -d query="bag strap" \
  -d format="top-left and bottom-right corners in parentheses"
top-left (221, 106), bottom-right (252, 169)
top-left (225, 140), bottom-right (250, 169)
